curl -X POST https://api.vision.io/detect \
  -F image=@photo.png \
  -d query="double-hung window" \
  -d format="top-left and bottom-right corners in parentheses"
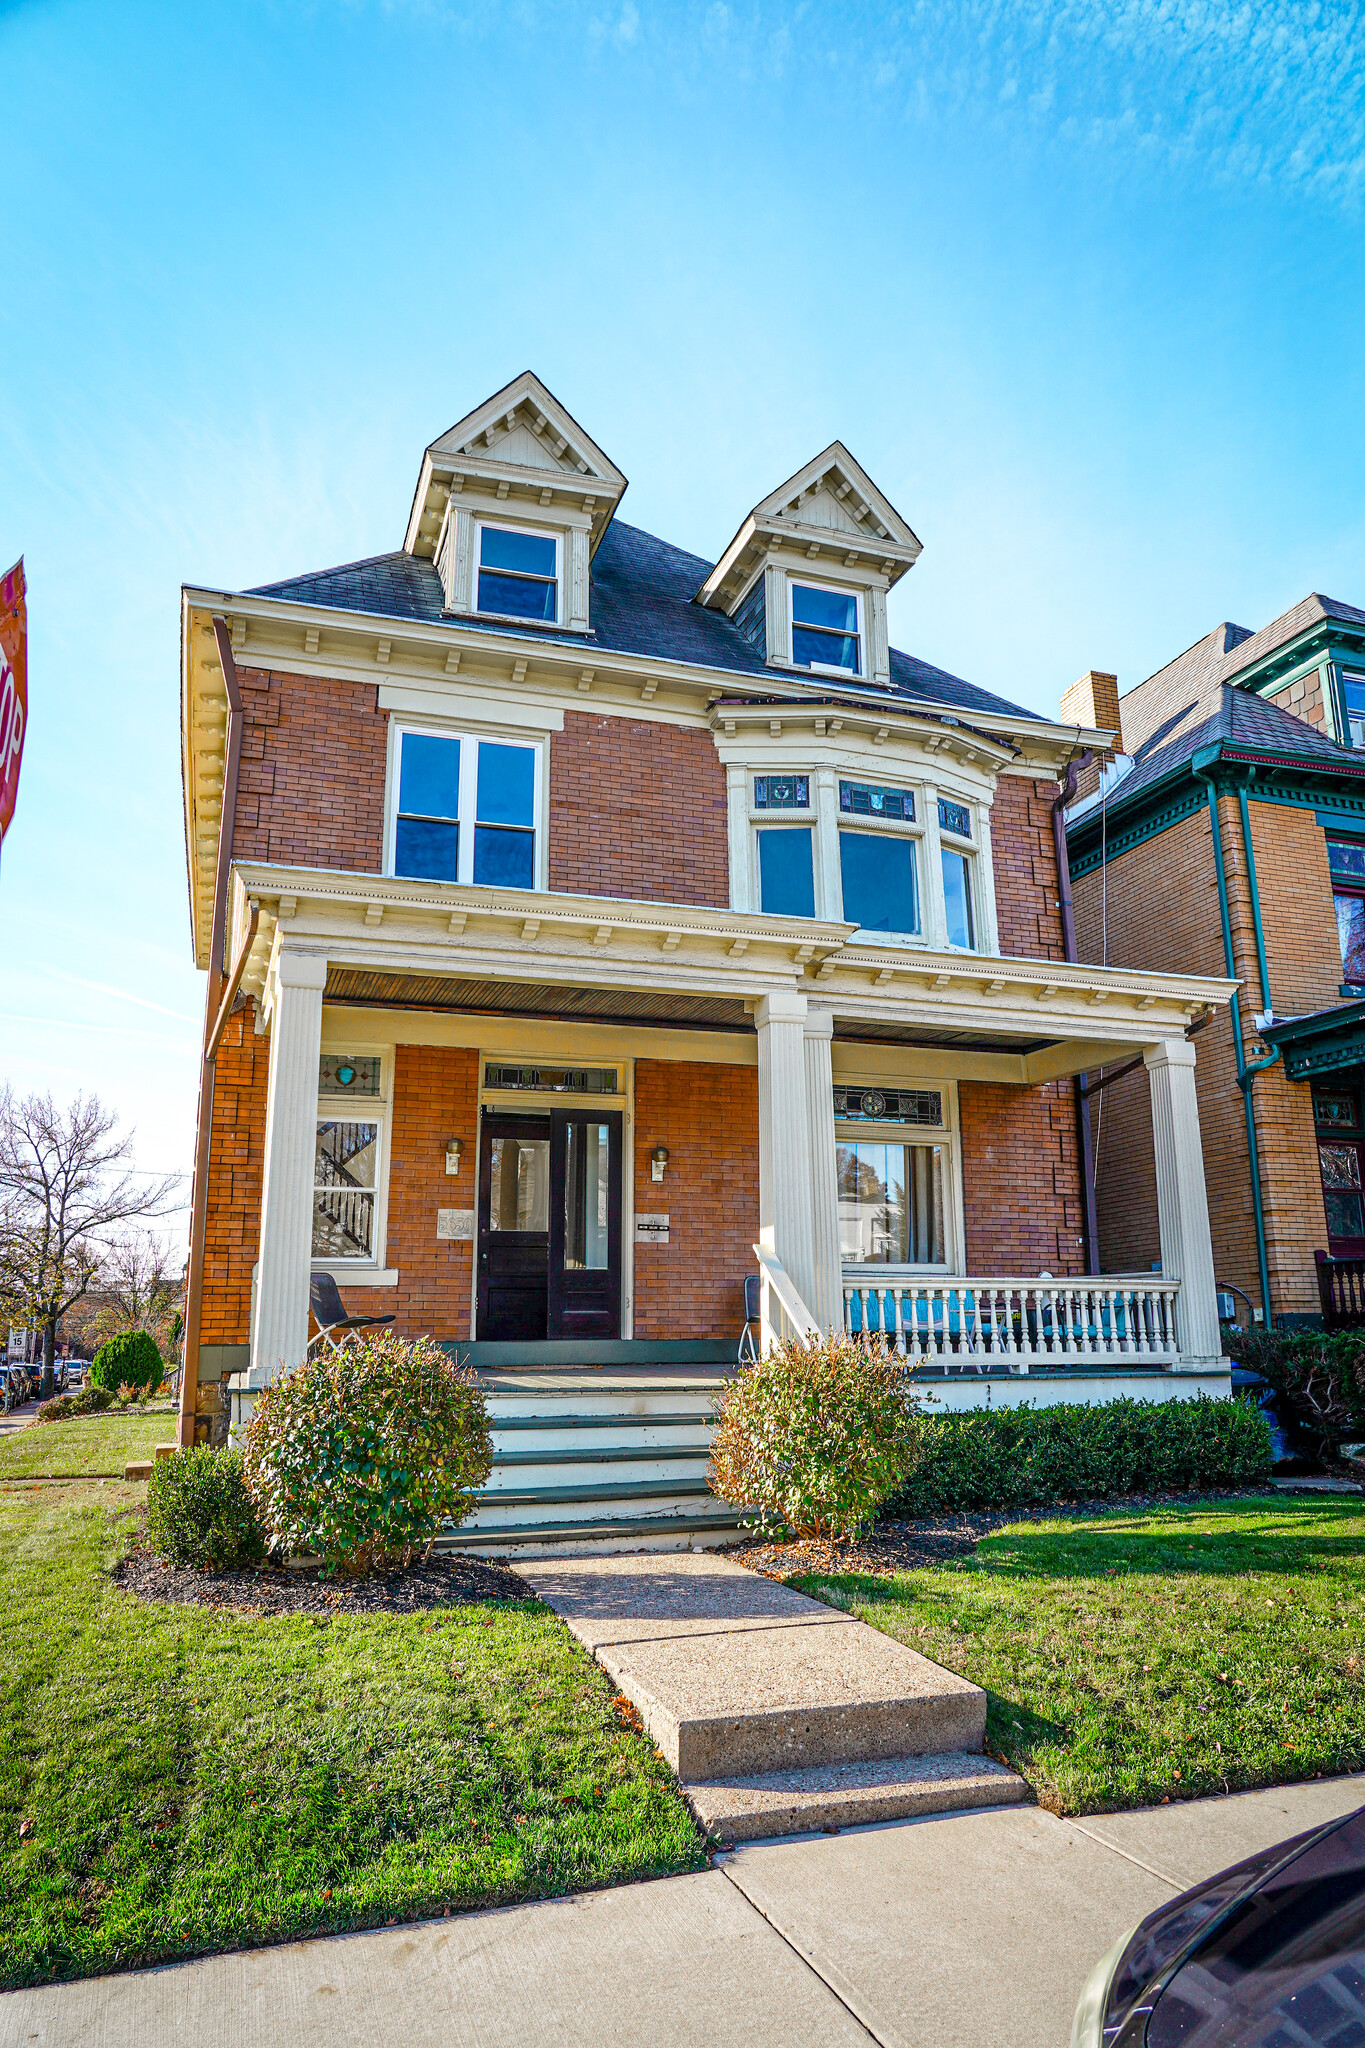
top-left (1330, 839), bottom-right (1365, 986)
top-left (313, 1055), bottom-right (385, 1264)
top-left (835, 1088), bottom-right (949, 1268)
top-left (1345, 673), bottom-right (1365, 750)
top-left (393, 729), bottom-right (539, 889)
top-left (477, 525), bottom-right (559, 623)
top-left (838, 780), bottom-right (920, 936)
top-left (938, 796), bottom-right (977, 950)
top-left (791, 583), bottom-right (860, 674)
top-left (754, 772), bottom-right (816, 916)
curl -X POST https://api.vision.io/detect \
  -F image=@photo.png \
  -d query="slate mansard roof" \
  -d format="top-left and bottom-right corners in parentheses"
top-left (249, 518), bottom-right (1041, 727)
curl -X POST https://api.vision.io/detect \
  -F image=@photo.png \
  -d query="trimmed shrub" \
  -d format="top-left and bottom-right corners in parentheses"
top-left (89, 1331), bottom-right (162, 1396)
top-left (1230, 1326), bottom-right (1365, 1448)
top-left (710, 1335), bottom-right (923, 1542)
top-left (34, 1386), bottom-right (116, 1424)
top-left (889, 1394), bottom-right (1272, 1517)
top-left (146, 1447), bottom-right (266, 1569)
top-left (241, 1332), bottom-right (493, 1574)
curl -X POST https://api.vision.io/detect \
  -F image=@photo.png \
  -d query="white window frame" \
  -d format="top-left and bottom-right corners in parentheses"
top-left (386, 723), bottom-right (546, 892)
top-left (473, 517), bottom-right (562, 627)
top-left (935, 796), bottom-right (982, 953)
top-left (746, 772), bottom-right (821, 918)
top-left (313, 1047), bottom-right (392, 1278)
top-left (835, 1077), bottom-right (963, 1276)
top-left (832, 776), bottom-right (926, 942)
top-left (788, 576), bottom-right (863, 678)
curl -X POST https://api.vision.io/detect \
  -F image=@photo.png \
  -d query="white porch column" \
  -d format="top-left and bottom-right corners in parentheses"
top-left (756, 988), bottom-right (815, 1312)
top-left (251, 950), bottom-right (327, 1382)
top-left (1144, 1037), bottom-right (1224, 1369)
top-left (803, 1010), bottom-right (842, 1332)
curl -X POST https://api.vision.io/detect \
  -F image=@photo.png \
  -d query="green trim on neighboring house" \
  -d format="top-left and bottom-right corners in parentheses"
top-left (1226, 615), bottom-right (1365, 747)
top-left (1262, 1002), bottom-right (1365, 1082)
top-left (1068, 753), bottom-right (1365, 883)
top-left (1067, 781), bottom-right (1204, 880)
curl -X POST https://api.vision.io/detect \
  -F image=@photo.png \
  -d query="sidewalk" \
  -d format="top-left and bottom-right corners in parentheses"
top-left (6, 1775), bottom-right (1362, 2048)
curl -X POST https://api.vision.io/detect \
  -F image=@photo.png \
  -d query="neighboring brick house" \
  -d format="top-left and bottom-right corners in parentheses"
top-left (178, 370), bottom-right (1233, 1471)
top-left (1065, 597), bottom-right (1365, 1327)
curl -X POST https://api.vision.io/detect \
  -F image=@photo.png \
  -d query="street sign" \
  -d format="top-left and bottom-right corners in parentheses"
top-left (0, 558), bottom-right (27, 876)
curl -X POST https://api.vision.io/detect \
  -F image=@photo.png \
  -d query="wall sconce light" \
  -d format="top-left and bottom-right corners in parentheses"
top-left (651, 1145), bottom-right (669, 1183)
top-left (445, 1138), bottom-right (463, 1177)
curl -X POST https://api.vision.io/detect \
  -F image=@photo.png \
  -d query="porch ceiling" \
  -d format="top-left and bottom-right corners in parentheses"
top-left (324, 967), bottom-right (751, 1032)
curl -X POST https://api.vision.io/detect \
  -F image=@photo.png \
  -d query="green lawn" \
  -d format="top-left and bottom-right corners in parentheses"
top-left (794, 1499), bottom-right (1365, 1817)
top-left (0, 1408), bottom-right (179, 1480)
top-left (0, 1483), bottom-right (704, 1990)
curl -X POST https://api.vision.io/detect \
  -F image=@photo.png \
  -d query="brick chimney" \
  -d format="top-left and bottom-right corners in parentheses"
top-left (1061, 670), bottom-right (1122, 752)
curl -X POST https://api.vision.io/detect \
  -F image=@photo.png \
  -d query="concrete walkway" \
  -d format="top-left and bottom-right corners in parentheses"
top-left (6, 1777), bottom-right (1362, 2047)
top-left (518, 1551), bottom-right (1024, 1836)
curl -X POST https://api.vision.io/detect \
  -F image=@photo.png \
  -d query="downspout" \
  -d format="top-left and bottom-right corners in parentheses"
top-left (1052, 753), bottom-right (1100, 1275)
top-left (177, 617), bottom-right (245, 1448)
top-left (1191, 757), bottom-right (1275, 1327)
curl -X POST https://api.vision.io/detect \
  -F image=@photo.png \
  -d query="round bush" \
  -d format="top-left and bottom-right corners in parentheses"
top-left (35, 1386), bottom-right (116, 1424)
top-left (146, 1446), bottom-right (266, 1569)
top-left (710, 1334), bottom-right (923, 1542)
top-left (241, 1331), bottom-right (493, 1574)
top-left (90, 1330), bottom-right (162, 1395)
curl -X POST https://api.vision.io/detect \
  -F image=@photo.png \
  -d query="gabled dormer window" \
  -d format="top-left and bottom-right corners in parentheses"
top-left (477, 524), bottom-right (559, 623)
top-left (791, 583), bottom-right (860, 674)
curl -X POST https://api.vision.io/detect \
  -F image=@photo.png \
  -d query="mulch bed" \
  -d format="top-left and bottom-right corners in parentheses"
top-left (724, 1485), bottom-right (1299, 1581)
top-left (112, 1546), bottom-right (531, 1617)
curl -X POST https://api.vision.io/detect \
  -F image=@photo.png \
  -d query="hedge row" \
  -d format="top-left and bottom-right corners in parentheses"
top-left (891, 1394), bottom-right (1272, 1516)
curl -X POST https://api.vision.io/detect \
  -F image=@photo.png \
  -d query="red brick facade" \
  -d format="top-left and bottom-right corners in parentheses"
top-left (990, 774), bottom-right (1066, 961)
top-left (549, 710), bottom-right (730, 905)
top-left (199, 1004), bottom-right (269, 1345)
top-left (958, 1079), bottom-right (1085, 1276)
top-left (233, 665), bottom-right (387, 873)
top-left (632, 1060), bottom-right (759, 1339)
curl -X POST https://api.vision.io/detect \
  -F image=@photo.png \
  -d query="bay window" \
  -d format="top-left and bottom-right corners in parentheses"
top-left (391, 728), bottom-right (540, 890)
top-left (838, 779), bottom-right (920, 935)
top-left (758, 826), bottom-right (816, 916)
top-left (1331, 839), bottom-right (1365, 987)
top-left (938, 796), bottom-right (978, 950)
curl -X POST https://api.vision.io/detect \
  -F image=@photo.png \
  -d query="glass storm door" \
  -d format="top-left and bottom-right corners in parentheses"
top-left (548, 1111), bottom-right (623, 1340)
top-left (477, 1114), bottom-right (551, 1340)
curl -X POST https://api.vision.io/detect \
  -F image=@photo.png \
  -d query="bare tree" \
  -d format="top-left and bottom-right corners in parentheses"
top-left (88, 1229), bottom-right (184, 1355)
top-left (0, 1090), bottom-right (182, 1399)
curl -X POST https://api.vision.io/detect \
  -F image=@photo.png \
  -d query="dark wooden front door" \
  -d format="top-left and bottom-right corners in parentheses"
top-left (548, 1111), bottom-right (623, 1341)
top-left (476, 1109), bottom-right (623, 1341)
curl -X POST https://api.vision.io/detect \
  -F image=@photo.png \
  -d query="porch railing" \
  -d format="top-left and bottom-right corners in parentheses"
top-left (753, 1244), bottom-right (821, 1353)
top-left (1316, 1251), bottom-right (1365, 1332)
top-left (842, 1271), bottom-right (1184, 1372)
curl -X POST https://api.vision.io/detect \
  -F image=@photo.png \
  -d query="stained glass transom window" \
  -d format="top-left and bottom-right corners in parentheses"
top-left (754, 775), bottom-right (810, 810)
top-left (840, 781), bottom-right (914, 822)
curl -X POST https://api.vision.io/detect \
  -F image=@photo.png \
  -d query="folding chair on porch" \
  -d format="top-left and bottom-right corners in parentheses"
top-left (307, 1270), bottom-right (395, 1357)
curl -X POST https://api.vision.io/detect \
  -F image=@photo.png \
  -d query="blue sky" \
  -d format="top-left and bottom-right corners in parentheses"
top-left (1, 0), bottom-right (1362, 1233)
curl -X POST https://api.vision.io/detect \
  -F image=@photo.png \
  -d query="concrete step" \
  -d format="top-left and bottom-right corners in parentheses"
top-left (685, 1751), bottom-right (1027, 1844)
top-left (435, 1509), bottom-right (744, 1558)
top-left (473, 1476), bottom-right (718, 1516)
top-left (490, 1445), bottom-right (712, 1472)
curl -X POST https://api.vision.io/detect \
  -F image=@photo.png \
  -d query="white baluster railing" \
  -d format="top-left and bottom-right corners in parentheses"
top-left (840, 1271), bottom-right (1184, 1372)
top-left (753, 1244), bottom-right (822, 1355)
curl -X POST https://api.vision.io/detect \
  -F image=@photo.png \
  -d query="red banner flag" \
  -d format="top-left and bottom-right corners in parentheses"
top-left (0, 558), bottom-right (27, 855)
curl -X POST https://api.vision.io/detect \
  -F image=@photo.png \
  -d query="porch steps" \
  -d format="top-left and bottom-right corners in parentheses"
top-left (439, 1365), bottom-right (740, 1558)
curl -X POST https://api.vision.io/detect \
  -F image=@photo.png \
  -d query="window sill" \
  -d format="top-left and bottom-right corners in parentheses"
top-left (313, 1266), bottom-right (399, 1288)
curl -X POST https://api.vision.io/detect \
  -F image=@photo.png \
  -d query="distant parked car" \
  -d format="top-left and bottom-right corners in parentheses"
top-left (65, 1362), bottom-right (85, 1387)
top-left (1073, 1802), bottom-right (1365, 2046)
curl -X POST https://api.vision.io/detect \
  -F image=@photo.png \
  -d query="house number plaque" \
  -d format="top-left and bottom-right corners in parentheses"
top-left (635, 1213), bottom-right (670, 1245)
top-left (437, 1209), bottom-right (475, 1241)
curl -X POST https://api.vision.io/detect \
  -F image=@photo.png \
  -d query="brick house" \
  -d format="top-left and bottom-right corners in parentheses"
top-left (1065, 596), bottom-right (1365, 1330)
top-left (177, 373), bottom-right (1233, 1542)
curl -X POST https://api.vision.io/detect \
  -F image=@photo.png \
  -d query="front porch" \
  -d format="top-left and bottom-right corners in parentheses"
top-left (197, 862), bottom-right (1236, 1540)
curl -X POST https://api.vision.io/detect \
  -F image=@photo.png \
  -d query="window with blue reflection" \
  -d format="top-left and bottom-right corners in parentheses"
top-left (758, 828), bottom-right (815, 917)
top-left (942, 848), bottom-right (976, 948)
top-left (477, 526), bottom-right (558, 622)
top-left (393, 730), bottom-right (537, 890)
top-left (839, 831), bottom-right (920, 934)
top-left (791, 584), bottom-right (860, 672)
